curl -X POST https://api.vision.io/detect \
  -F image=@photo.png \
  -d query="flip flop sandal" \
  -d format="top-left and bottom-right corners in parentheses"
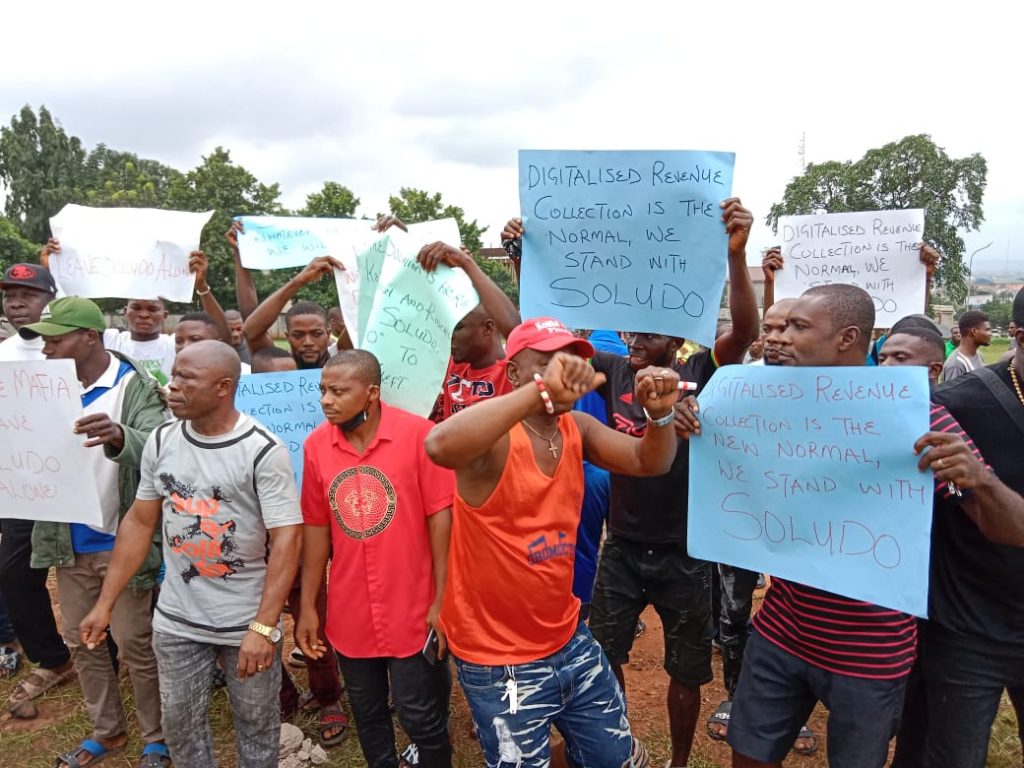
top-left (706, 699), bottom-right (731, 741)
top-left (319, 704), bottom-right (350, 747)
top-left (138, 742), bottom-right (172, 767)
top-left (791, 724), bottom-right (818, 756)
top-left (54, 738), bottom-right (124, 767)
top-left (8, 665), bottom-right (75, 712)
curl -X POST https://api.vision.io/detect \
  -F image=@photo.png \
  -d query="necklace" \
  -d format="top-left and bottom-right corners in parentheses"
top-left (1010, 361), bottom-right (1024, 408)
top-left (522, 418), bottom-right (561, 458)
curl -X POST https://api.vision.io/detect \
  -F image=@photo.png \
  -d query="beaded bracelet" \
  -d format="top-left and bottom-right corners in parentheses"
top-left (532, 373), bottom-right (555, 415)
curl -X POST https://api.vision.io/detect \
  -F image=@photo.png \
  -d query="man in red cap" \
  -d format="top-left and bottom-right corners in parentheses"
top-left (425, 317), bottom-right (680, 768)
top-left (0, 262), bottom-right (76, 719)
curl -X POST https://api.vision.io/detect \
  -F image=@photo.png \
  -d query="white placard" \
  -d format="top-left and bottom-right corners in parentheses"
top-left (0, 360), bottom-right (103, 525)
top-left (775, 209), bottom-right (926, 327)
top-left (49, 205), bottom-right (214, 302)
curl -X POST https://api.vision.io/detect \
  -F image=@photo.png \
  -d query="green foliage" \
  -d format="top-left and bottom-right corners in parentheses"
top-left (76, 144), bottom-right (182, 208)
top-left (166, 147), bottom-right (284, 307)
top-left (980, 294), bottom-right (1014, 329)
top-left (0, 105), bottom-right (86, 242)
top-left (299, 181), bottom-right (360, 218)
top-left (385, 187), bottom-right (488, 253)
top-left (767, 135), bottom-right (987, 306)
top-left (476, 255), bottom-right (519, 306)
top-left (0, 217), bottom-right (39, 274)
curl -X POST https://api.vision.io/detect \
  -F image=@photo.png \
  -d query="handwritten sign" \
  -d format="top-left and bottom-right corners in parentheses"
top-left (235, 216), bottom-right (377, 270)
top-left (0, 360), bottom-right (103, 525)
top-left (518, 150), bottom-right (735, 347)
top-left (688, 364), bottom-right (933, 617)
top-left (49, 205), bottom-right (213, 302)
top-left (235, 371), bottom-right (324, 487)
top-left (356, 230), bottom-right (479, 416)
top-left (332, 218), bottom-right (462, 343)
top-left (775, 209), bottom-right (926, 327)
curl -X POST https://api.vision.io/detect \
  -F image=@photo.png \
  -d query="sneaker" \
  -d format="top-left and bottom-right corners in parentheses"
top-left (0, 646), bottom-right (20, 678)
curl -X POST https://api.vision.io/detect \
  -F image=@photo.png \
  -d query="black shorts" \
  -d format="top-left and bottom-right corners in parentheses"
top-left (728, 630), bottom-right (907, 766)
top-left (588, 535), bottom-right (712, 687)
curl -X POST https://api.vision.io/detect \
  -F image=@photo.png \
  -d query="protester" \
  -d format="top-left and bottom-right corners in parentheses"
top-left (19, 296), bottom-right (169, 768)
top-left (326, 306), bottom-right (348, 355)
top-left (942, 309), bottom-right (991, 381)
top-left (413, 238), bottom-right (521, 421)
top-left (721, 284), bottom-right (1007, 768)
top-left (581, 198), bottom-right (759, 768)
top-left (79, 340), bottom-right (303, 768)
top-left (41, 240), bottom-right (230, 384)
top-left (297, 350), bottom-right (453, 768)
top-left (899, 288), bottom-right (1024, 767)
top-left (0, 263), bottom-right (76, 720)
top-left (251, 345), bottom-right (300, 374)
top-left (425, 317), bottom-right (683, 768)
top-left (242, 258), bottom-right (341, 369)
top-left (224, 309), bottom-right (252, 364)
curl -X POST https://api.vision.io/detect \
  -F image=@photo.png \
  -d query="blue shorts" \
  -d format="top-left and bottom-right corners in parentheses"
top-left (728, 629), bottom-right (907, 767)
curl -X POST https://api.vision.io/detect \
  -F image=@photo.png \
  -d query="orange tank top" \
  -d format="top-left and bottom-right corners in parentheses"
top-left (442, 414), bottom-right (584, 665)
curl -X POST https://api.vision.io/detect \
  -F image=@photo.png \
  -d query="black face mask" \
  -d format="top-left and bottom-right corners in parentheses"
top-left (338, 394), bottom-right (373, 433)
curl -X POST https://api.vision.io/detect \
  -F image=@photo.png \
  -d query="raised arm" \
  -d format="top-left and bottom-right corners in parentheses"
top-left (242, 256), bottom-right (342, 352)
top-left (418, 242), bottom-right (521, 337)
top-left (500, 217), bottom-right (524, 284)
top-left (920, 243), bottom-right (939, 310)
top-left (761, 246), bottom-right (782, 314)
top-left (226, 221), bottom-right (261, 319)
top-left (574, 365), bottom-right (680, 476)
top-left (714, 198), bottom-right (760, 364)
top-left (189, 250), bottom-right (231, 343)
top-left (78, 498), bottom-right (163, 648)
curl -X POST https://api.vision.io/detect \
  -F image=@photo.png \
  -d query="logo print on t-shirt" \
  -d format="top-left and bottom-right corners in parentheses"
top-left (329, 466), bottom-right (397, 540)
top-left (525, 531), bottom-right (575, 565)
top-left (160, 474), bottom-right (243, 583)
top-left (446, 374), bottom-right (496, 403)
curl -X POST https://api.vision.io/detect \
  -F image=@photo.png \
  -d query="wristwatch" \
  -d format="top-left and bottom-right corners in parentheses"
top-left (248, 620), bottom-right (283, 644)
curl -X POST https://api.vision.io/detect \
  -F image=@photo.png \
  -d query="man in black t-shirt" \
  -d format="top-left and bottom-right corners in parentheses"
top-left (913, 288), bottom-right (1024, 768)
top-left (588, 198), bottom-right (760, 768)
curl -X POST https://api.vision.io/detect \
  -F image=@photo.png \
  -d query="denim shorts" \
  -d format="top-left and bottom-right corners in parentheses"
top-left (454, 622), bottom-right (632, 768)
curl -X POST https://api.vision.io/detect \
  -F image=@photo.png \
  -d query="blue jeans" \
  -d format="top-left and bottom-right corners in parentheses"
top-left (152, 630), bottom-right (281, 768)
top-left (454, 622), bottom-right (632, 768)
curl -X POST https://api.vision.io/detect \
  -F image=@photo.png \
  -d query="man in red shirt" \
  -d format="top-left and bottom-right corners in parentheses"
top-left (297, 350), bottom-right (454, 768)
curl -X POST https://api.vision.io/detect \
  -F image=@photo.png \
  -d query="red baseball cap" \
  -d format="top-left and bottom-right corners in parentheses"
top-left (505, 317), bottom-right (595, 360)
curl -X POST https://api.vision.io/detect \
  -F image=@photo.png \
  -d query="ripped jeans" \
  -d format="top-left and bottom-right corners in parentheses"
top-left (454, 621), bottom-right (634, 768)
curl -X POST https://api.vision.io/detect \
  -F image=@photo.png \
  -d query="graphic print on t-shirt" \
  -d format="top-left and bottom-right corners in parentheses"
top-left (329, 466), bottom-right (398, 540)
top-left (160, 473), bottom-right (244, 582)
top-left (526, 530), bottom-right (576, 565)
top-left (446, 373), bottom-right (497, 414)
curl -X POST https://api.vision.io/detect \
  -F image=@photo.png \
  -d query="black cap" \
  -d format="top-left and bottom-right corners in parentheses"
top-left (0, 263), bottom-right (57, 295)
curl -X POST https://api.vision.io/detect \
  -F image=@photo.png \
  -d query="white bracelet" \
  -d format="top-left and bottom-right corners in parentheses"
top-left (643, 407), bottom-right (674, 428)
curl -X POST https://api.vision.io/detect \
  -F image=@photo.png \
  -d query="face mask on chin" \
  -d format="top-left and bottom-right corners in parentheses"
top-left (339, 393), bottom-right (373, 432)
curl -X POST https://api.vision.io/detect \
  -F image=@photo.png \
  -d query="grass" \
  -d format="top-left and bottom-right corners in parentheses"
top-left (982, 337), bottom-right (1012, 364)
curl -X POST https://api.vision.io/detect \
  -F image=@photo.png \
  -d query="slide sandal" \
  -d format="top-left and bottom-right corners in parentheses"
top-left (54, 738), bottom-right (123, 767)
top-left (791, 724), bottom-right (818, 756)
top-left (706, 699), bottom-right (731, 741)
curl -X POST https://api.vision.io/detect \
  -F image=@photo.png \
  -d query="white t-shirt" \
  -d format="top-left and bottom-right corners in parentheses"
top-left (0, 334), bottom-right (44, 361)
top-left (137, 413), bottom-right (301, 644)
top-left (103, 329), bottom-right (175, 385)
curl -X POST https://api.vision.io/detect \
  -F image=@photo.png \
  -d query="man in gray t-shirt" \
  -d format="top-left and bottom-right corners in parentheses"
top-left (943, 309), bottom-right (991, 382)
top-left (79, 341), bottom-right (302, 768)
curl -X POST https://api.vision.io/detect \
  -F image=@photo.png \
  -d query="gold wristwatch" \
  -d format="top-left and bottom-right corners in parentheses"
top-left (248, 620), bottom-right (283, 644)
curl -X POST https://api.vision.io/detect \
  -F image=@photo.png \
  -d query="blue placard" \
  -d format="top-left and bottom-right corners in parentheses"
top-left (688, 364), bottom-right (933, 617)
top-left (518, 150), bottom-right (735, 347)
top-left (236, 370), bottom-right (324, 487)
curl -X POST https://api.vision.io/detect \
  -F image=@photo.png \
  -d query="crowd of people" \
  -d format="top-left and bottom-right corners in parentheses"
top-left (0, 199), bottom-right (1021, 768)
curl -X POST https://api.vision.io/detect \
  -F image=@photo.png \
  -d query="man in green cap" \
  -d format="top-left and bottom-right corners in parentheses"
top-left (19, 296), bottom-right (172, 768)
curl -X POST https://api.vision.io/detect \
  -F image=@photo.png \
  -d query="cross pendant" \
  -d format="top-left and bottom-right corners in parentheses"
top-left (547, 443), bottom-right (559, 458)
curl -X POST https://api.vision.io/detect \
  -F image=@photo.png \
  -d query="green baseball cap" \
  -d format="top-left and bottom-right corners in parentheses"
top-left (19, 296), bottom-right (106, 339)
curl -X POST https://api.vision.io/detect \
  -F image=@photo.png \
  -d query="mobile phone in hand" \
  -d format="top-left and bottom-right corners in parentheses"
top-left (422, 628), bottom-right (440, 666)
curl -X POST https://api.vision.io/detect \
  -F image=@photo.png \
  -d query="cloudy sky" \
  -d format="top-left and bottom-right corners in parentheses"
top-left (3, 1), bottom-right (1021, 270)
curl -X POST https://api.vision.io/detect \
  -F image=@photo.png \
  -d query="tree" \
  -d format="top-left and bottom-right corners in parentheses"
top-left (385, 187), bottom-right (488, 253)
top-left (980, 294), bottom-right (1013, 330)
top-left (767, 135), bottom-right (987, 306)
top-left (299, 181), bottom-right (360, 218)
top-left (167, 147), bottom-right (285, 306)
top-left (0, 105), bottom-right (87, 242)
top-left (0, 217), bottom-right (39, 275)
top-left (76, 144), bottom-right (182, 208)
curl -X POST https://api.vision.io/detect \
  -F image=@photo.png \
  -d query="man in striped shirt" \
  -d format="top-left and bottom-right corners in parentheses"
top-left (727, 285), bottom-right (1014, 768)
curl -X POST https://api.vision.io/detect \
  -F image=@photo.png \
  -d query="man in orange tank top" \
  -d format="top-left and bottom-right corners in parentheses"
top-left (426, 317), bottom-right (681, 768)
